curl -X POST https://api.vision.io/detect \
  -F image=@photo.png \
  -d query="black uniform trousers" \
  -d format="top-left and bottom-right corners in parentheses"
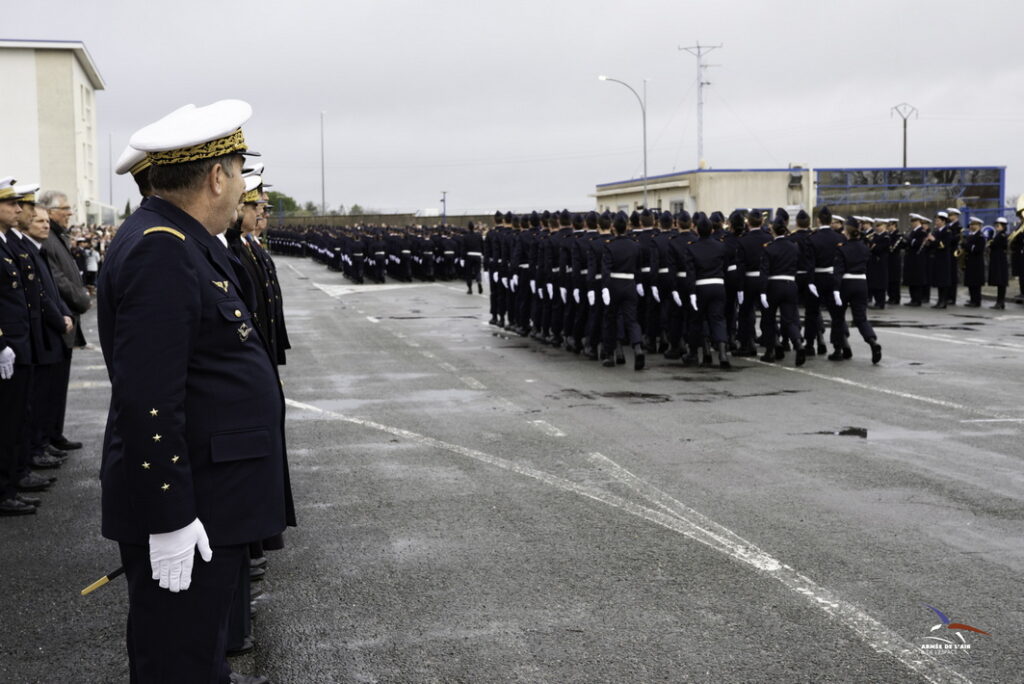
top-left (0, 365), bottom-right (31, 500)
top-left (585, 284), bottom-right (605, 347)
top-left (694, 283), bottom-right (727, 345)
top-left (764, 280), bottom-right (802, 350)
top-left (120, 542), bottom-right (247, 684)
top-left (464, 256), bottom-right (482, 289)
top-left (840, 279), bottom-right (876, 344)
top-left (813, 272), bottom-right (848, 347)
top-left (602, 280), bottom-right (642, 352)
top-left (52, 347), bottom-right (73, 441)
top-left (737, 275), bottom-right (764, 347)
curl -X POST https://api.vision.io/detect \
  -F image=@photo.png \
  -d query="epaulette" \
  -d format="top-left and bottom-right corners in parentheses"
top-left (143, 227), bottom-right (186, 240)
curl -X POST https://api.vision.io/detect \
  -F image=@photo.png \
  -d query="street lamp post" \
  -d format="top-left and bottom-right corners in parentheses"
top-left (599, 75), bottom-right (648, 208)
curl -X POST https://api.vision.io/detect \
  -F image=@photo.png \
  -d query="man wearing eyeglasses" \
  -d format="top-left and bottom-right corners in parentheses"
top-left (37, 191), bottom-right (90, 454)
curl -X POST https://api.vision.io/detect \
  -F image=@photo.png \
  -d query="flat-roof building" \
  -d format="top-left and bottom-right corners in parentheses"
top-left (0, 39), bottom-right (109, 224)
top-left (595, 166), bottom-right (1008, 225)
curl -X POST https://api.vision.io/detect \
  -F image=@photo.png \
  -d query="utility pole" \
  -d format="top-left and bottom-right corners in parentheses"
top-left (679, 41), bottom-right (722, 168)
top-left (320, 111), bottom-right (326, 216)
top-left (891, 103), bottom-right (918, 168)
top-left (440, 191), bottom-right (447, 226)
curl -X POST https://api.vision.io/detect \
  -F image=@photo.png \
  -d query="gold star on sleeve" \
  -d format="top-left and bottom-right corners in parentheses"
top-left (171, 455), bottom-right (180, 464)
top-left (161, 483), bottom-right (170, 492)
top-left (142, 461), bottom-right (151, 469)
top-left (152, 434), bottom-right (162, 443)
top-left (149, 408), bottom-right (159, 417)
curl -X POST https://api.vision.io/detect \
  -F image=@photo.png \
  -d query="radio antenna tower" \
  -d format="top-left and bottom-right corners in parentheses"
top-left (679, 42), bottom-right (722, 168)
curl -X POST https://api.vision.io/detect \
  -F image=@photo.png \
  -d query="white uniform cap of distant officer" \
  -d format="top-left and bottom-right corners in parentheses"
top-left (0, 176), bottom-right (17, 201)
top-left (130, 99), bottom-right (259, 165)
top-left (13, 182), bottom-right (40, 203)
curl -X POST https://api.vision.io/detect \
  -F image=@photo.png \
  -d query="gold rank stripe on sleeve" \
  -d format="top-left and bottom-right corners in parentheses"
top-left (211, 280), bottom-right (229, 293)
top-left (142, 227), bottom-right (186, 240)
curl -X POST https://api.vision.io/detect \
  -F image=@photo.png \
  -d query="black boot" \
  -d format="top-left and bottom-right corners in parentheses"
top-left (869, 339), bottom-right (882, 365)
top-left (717, 342), bottom-right (732, 369)
top-left (827, 347), bottom-right (845, 361)
top-left (633, 343), bottom-right (646, 371)
top-left (663, 345), bottom-right (683, 360)
top-left (478, 282), bottom-right (483, 294)
top-left (795, 345), bottom-right (807, 366)
top-left (615, 344), bottom-right (626, 365)
top-left (842, 344), bottom-right (853, 359)
top-left (816, 333), bottom-right (827, 355)
top-left (759, 346), bottom-right (775, 363)
top-left (991, 301), bottom-right (1005, 309)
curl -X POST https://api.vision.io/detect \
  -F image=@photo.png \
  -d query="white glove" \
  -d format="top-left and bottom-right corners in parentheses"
top-left (587, 290), bottom-right (596, 306)
top-left (672, 291), bottom-right (682, 307)
top-left (501, 277), bottom-right (509, 288)
top-left (547, 282), bottom-right (554, 299)
top-left (492, 272), bottom-right (499, 283)
top-left (538, 286), bottom-right (544, 300)
top-left (833, 291), bottom-right (843, 307)
top-left (529, 280), bottom-right (536, 294)
top-left (149, 518), bottom-right (213, 593)
top-left (459, 259), bottom-right (464, 267)
top-left (0, 347), bottom-right (15, 380)
top-left (760, 293), bottom-right (769, 309)
top-left (602, 288), bottom-right (611, 306)
top-left (689, 294), bottom-right (698, 311)
top-left (808, 283), bottom-right (819, 298)
top-left (512, 274), bottom-right (519, 289)
top-left (737, 290), bottom-right (745, 305)
top-left (559, 287), bottom-right (567, 303)
top-left (572, 288), bottom-right (580, 304)
top-left (636, 283), bottom-right (645, 297)
top-left (651, 286), bottom-right (660, 303)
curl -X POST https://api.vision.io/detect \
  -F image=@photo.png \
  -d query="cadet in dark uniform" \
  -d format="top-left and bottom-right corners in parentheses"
top-left (961, 216), bottom-right (986, 307)
top-left (904, 214), bottom-right (931, 306)
top-left (735, 209), bottom-right (771, 356)
top-left (759, 217), bottom-right (806, 365)
top-left (99, 101), bottom-right (292, 684)
top-left (865, 217), bottom-right (889, 309)
top-left (833, 216), bottom-right (882, 364)
top-left (886, 219), bottom-right (906, 305)
top-left (461, 221), bottom-right (484, 295)
top-left (988, 217), bottom-right (1009, 309)
top-left (683, 215), bottom-right (732, 369)
top-left (600, 213), bottom-right (644, 369)
top-left (929, 212), bottom-right (952, 309)
top-left (808, 209), bottom-right (847, 355)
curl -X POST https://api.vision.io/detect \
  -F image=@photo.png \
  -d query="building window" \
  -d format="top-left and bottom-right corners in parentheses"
top-left (670, 201), bottom-right (686, 214)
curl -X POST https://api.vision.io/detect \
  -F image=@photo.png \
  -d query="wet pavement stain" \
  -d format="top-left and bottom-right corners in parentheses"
top-left (805, 426), bottom-right (868, 438)
top-left (599, 391), bottom-right (673, 403)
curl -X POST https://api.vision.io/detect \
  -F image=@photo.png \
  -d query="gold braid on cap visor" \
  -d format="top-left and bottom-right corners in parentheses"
top-left (146, 128), bottom-right (248, 166)
top-left (129, 158), bottom-right (152, 176)
top-left (241, 188), bottom-right (261, 203)
top-left (0, 187), bottom-right (16, 200)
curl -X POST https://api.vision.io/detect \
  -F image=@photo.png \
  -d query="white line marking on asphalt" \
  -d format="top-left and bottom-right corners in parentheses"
top-left (438, 361), bottom-right (458, 373)
top-left (81, 364), bottom-right (106, 370)
top-left (420, 351), bottom-right (437, 360)
top-left (751, 360), bottom-right (983, 415)
top-left (886, 329), bottom-right (1024, 351)
top-left (311, 282), bottom-right (430, 298)
top-left (960, 418), bottom-right (1024, 423)
top-left (284, 262), bottom-right (304, 277)
top-left (283, 397), bottom-right (970, 684)
top-left (366, 316), bottom-right (380, 323)
top-left (407, 342), bottom-right (421, 348)
top-left (524, 378), bottom-right (536, 383)
top-left (529, 420), bottom-right (566, 437)
top-left (68, 380), bottom-right (107, 390)
top-left (459, 376), bottom-right (487, 390)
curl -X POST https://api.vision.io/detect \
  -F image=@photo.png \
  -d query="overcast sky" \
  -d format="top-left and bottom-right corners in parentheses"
top-left (9, 0), bottom-right (1024, 215)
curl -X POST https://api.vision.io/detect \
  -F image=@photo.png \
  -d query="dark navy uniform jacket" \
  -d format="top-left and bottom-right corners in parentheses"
top-left (0, 234), bottom-right (33, 364)
top-left (601, 235), bottom-right (642, 282)
top-left (759, 236), bottom-right (801, 293)
top-left (809, 228), bottom-right (845, 272)
top-left (683, 236), bottom-right (729, 292)
top-left (834, 238), bottom-right (870, 282)
top-left (98, 196), bottom-right (295, 546)
top-left (20, 235), bottom-right (71, 366)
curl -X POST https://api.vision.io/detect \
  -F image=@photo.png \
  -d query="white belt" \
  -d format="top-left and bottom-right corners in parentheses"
top-left (842, 273), bottom-right (867, 280)
top-left (657, 267), bottom-right (669, 273)
top-left (566, 268), bottom-right (573, 274)
top-left (769, 275), bottom-right (795, 281)
top-left (676, 271), bottom-right (687, 278)
top-left (401, 250), bottom-right (411, 254)
top-left (444, 250), bottom-right (455, 255)
top-left (374, 251), bottom-right (385, 255)
top-left (696, 277), bottom-right (724, 286)
top-left (610, 272), bottom-right (634, 280)
top-left (467, 251), bottom-right (482, 257)
top-left (579, 269), bottom-right (588, 275)
top-left (640, 267), bottom-right (651, 273)
top-left (796, 270), bottom-right (808, 275)
top-left (551, 267), bottom-right (560, 273)
top-left (745, 270), bottom-right (761, 277)
top-left (519, 264), bottom-right (529, 269)
top-left (353, 253), bottom-right (363, 257)
top-left (815, 266), bottom-right (834, 273)
top-left (727, 264), bottom-right (738, 271)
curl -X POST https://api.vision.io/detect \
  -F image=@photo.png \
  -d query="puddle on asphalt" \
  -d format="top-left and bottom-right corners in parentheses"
top-left (600, 391), bottom-right (673, 403)
top-left (807, 426), bottom-right (868, 438)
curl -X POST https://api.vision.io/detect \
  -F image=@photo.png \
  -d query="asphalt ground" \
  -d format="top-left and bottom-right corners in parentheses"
top-left (2, 255), bottom-right (1022, 683)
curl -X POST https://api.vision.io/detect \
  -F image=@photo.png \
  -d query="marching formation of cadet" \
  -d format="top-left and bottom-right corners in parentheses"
top-left (478, 205), bottom-right (1024, 371)
top-left (267, 222), bottom-right (486, 293)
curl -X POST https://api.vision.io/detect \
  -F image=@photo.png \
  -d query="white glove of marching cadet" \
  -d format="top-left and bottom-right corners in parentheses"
top-left (636, 283), bottom-right (645, 297)
top-left (559, 287), bottom-right (567, 303)
top-left (587, 290), bottom-right (595, 306)
top-left (572, 288), bottom-right (580, 304)
top-left (672, 291), bottom-right (682, 307)
top-left (651, 286), bottom-right (660, 303)
top-left (492, 272), bottom-right (498, 283)
top-left (833, 291), bottom-right (843, 307)
top-left (760, 293), bottom-right (769, 309)
top-left (537, 286), bottom-right (544, 300)
top-left (149, 518), bottom-right (212, 593)
top-left (690, 294), bottom-right (698, 311)
top-left (737, 290), bottom-right (745, 306)
top-left (0, 347), bottom-right (15, 380)
top-left (601, 288), bottom-right (611, 306)
top-left (529, 280), bottom-right (536, 294)
top-left (547, 283), bottom-right (554, 299)
top-left (808, 283), bottom-right (819, 298)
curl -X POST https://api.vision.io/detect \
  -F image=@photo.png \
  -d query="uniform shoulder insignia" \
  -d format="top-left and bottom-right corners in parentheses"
top-left (143, 227), bottom-right (186, 241)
